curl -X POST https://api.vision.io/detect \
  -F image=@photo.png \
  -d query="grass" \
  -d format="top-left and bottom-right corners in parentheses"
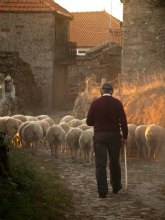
top-left (81, 72), bottom-right (165, 101)
top-left (0, 150), bottom-right (76, 220)
top-left (73, 72), bottom-right (165, 123)
top-left (117, 72), bottom-right (165, 97)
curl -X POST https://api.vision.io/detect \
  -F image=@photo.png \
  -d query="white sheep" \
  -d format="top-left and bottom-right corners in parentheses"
top-left (37, 120), bottom-right (50, 149)
top-left (68, 119), bottom-right (82, 127)
top-left (58, 122), bottom-right (70, 154)
top-left (59, 122), bottom-right (70, 133)
top-left (18, 121), bottom-right (30, 138)
top-left (45, 124), bottom-right (65, 157)
top-left (128, 124), bottom-right (137, 157)
top-left (60, 115), bottom-right (75, 123)
top-left (0, 116), bottom-right (10, 133)
top-left (43, 118), bottom-right (54, 126)
top-left (145, 124), bottom-right (165, 161)
top-left (5, 117), bottom-right (22, 148)
top-left (22, 122), bottom-right (43, 155)
top-left (78, 124), bottom-right (91, 131)
top-left (81, 118), bottom-right (87, 124)
top-left (135, 125), bottom-right (148, 159)
top-left (17, 121), bottom-right (31, 148)
top-left (12, 114), bottom-right (27, 122)
top-left (0, 117), bottom-right (22, 148)
top-left (37, 115), bottom-right (50, 120)
top-left (38, 120), bottom-right (50, 137)
top-left (5, 117), bottom-right (22, 138)
top-left (79, 128), bottom-right (94, 164)
top-left (25, 115), bottom-right (38, 121)
top-left (65, 127), bottom-right (82, 161)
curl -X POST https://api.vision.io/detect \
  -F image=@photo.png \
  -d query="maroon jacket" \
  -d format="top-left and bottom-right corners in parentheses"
top-left (86, 95), bottom-right (128, 139)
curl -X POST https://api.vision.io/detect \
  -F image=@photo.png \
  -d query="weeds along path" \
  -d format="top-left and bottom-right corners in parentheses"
top-left (37, 149), bottom-right (165, 220)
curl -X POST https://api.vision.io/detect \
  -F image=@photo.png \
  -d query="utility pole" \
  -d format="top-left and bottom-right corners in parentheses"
top-left (109, 0), bottom-right (112, 29)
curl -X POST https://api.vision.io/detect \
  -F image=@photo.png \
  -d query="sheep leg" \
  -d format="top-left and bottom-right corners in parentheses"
top-left (50, 145), bottom-right (54, 157)
top-left (127, 143), bottom-right (131, 158)
top-left (44, 139), bottom-right (49, 150)
top-left (34, 142), bottom-right (38, 155)
top-left (40, 139), bottom-right (45, 149)
top-left (84, 151), bottom-right (87, 162)
top-left (89, 151), bottom-right (93, 165)
top-left (151, 145), bottom-right (157, 160)
top-left (64, 144), bottom-right (68, 155)
top-left (86, 151), bottom-right (89, 163)
top-left (55, 145), bottom-right (58, 158)
top-left (32, 142), bottom-right (37, 156)
top-left (137, 145), bottom-right (140, 159)
top-left (88, 151), bottom-right (91, 164)
top-left (74, 149), bottom-right (77, 161)
top-left (147, 144), bottom-right (151, 160)
top-left (91, 150), bottom-right (94, 165)
top-left (71, 148), bottom-right (74, 159)
top-left (59, 144), bottom-right (62, 153)
top-left (64, 144), bottom-right (68, 154)
top-left (143, 144), bottom-right (148, 160)
top-left (31, 143), bottom-right (35, 155)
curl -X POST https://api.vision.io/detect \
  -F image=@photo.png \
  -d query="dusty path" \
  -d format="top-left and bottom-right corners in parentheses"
top-left (38, 150), bottom-right (165, 220)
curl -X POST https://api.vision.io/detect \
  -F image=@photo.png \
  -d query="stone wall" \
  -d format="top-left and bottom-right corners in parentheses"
top-left (0, 51), bottom-right (42, 114)
top-left (52, 64), bottom-right (69, 110)
top-left (122, 0), bottom-right (165, 78)
top-left (67, 43), bottom-right (121, 108)
top-left (0, 12), bottom-right (55, 107)
top-left (67, 61), bottom-right (88, 108)
top-left (86, 43), bottom-right (121, 83)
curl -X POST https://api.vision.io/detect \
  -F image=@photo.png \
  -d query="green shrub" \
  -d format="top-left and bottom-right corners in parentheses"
top-left (0, 151), bottom-right (74, 220)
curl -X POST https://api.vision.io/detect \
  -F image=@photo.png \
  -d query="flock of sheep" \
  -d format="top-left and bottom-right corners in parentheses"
top-left (125, 124), bottom-right (164, 161)
top-left (0, 114), bottom-right (164, 163)
top-left (0, 115), bottom-right (94, 163)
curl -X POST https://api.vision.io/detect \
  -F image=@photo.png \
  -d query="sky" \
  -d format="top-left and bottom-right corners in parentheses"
top-left (54, 0), bottom-right (123, 21)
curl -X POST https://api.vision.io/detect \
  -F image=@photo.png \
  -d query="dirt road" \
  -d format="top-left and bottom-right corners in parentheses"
top-left (38, 150), bottom-right (165, 220)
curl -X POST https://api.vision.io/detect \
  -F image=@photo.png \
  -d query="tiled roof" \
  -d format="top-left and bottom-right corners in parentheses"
top-left (69, 11), bottom-right (121, 47)
top-left (0, 0), bottom-right (71, 17)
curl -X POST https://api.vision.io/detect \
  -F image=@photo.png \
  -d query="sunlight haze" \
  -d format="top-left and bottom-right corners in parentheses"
top-left (55, 0), bottom-right (123, 21)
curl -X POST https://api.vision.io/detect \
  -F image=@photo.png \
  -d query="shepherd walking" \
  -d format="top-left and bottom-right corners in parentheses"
top-left (86, 82), bottom-right (128, 198)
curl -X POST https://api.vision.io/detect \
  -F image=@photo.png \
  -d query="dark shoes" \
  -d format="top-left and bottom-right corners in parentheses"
top-left (112, 184), bottom-right (122, 194)
top-left (98, 184), bottom-right (122, 198)
top-left (99, 194), bottom-right (107, 198)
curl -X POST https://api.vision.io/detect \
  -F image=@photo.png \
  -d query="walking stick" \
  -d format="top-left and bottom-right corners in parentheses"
top-left (124, 144), bottom-right (128, 193)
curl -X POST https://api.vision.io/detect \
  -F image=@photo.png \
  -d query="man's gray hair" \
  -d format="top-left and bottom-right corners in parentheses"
top-left (101, 82), bottom-right (113, 92)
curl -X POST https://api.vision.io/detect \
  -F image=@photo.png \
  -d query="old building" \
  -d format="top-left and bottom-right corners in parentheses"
top-left (122, 0), bottom-right (165, 78)
top-left (66, 11), bottom-right (122, 107)
top-left (69, 11), bottom-right (121, 56)
top-left (0, 0), bottom-right (76, 110)
top-left (85, 42), bottom-right (122, 82)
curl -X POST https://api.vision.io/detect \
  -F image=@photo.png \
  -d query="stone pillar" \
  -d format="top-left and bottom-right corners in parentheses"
top-left (122, 0), bottom-right (165, 79)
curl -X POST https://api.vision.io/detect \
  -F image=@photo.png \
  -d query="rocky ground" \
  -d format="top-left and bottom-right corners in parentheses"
top-left (40, 78), bottom-right (165, 219)
top-left (37, 149), bottom-right (165, 220)
top-left (45, 97), bottom-right (165, 220)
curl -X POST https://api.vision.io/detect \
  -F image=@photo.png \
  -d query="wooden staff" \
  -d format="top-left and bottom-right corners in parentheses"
top-left (124, 144), bottom-right (128, 193)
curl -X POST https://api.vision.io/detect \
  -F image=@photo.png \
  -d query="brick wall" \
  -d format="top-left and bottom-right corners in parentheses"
top-left (0, 12), bottom-right (55, 107)
top-left (122, 0), bottom-right (165, 78)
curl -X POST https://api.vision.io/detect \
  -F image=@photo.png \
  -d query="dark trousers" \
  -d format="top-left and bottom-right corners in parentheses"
top-left (93, 132), bottom-right (122, 195)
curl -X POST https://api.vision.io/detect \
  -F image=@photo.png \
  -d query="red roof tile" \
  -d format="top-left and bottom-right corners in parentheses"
top-left (69, 11), bottom-right (121, 47)
top-left (0, 0), bottom-right (71, 17)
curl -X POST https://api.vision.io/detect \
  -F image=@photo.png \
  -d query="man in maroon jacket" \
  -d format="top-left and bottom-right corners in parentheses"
top-left (86, 82), bottom-right (128, 198)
